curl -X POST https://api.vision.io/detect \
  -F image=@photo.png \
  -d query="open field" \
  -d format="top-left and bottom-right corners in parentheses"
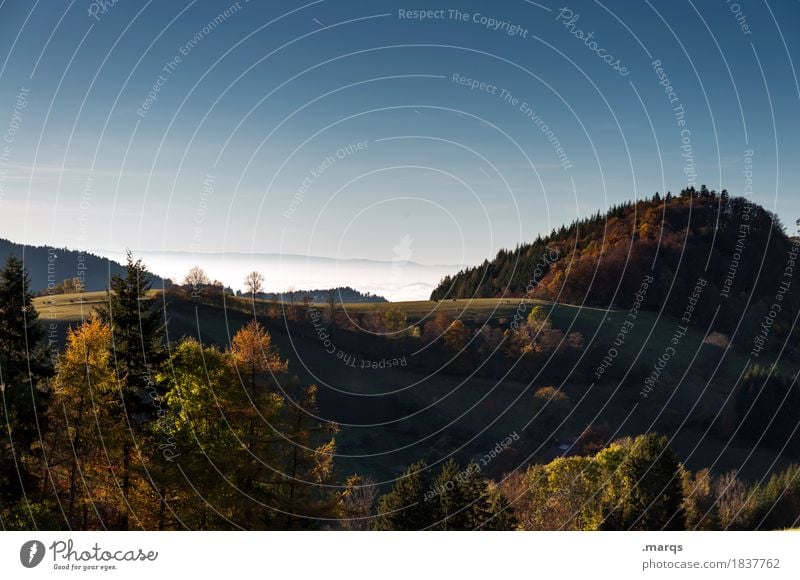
top-left (320, 297), bottom-right (613, 322)
top-left (32, 291), bottom-right (612, 330)
top-left (33, 290), bottom-right (159, 322)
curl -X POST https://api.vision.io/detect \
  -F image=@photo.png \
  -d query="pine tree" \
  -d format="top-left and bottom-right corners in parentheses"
top-left (377, 458), bottom-right (518, 530)
top-left (95, 251), bottom-right (164, 529)
top-left (458, 460), bottom-right (514, 530)
top-left (482, 483), bottom-right (517, 530)
top-left (374, 461), bottom-right (432, 530)
top-left (96, 251), bottom-right (165, 413)
top-left (0, 255), bottom-right (50, 517)
top-left (431, 459), bottom-right (471, 530)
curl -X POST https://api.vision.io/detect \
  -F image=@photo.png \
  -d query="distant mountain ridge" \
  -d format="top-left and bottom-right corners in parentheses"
top-left (0, 238), bottom-right (164, 293)
top-left (116, 249), bottom-right (463, 269)
top-left (96, 249), bottom-right (463, 302)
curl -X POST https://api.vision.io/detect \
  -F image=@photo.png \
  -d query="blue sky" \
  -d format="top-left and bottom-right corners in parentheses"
top-left (0, 0), bottom-right (798, 278)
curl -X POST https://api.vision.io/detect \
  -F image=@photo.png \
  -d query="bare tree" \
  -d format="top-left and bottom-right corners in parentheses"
top-left (244, 271), bottom-right (264, 296)
top-left (184, 266), bottom-right (209, 289)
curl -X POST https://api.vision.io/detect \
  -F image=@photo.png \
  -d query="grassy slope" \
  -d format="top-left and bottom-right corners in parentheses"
top-left (34, 291), bottom-right (793, 481)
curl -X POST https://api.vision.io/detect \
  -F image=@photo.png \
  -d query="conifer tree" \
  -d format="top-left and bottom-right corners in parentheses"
top-left (0, 255), bottom-right (50, 517)
top-left (604, 433), bottom-right (685, 530)
top-left (374, 461), bottom-right (432, 530)
top-left (482, 483), bottom-right (517, 530)
top-left (96, 251), bottom-right (164, 413)
top-left (431, 459), bottom-right (471, 530)
top-left (95, 251), bottom-right (164, 529)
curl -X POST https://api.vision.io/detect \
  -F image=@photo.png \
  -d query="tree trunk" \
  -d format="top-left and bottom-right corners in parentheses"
top-left (121, 442), bottom-right (130, 530)
top-left (158, 487), bottom-right (166, 530)
top-left (67, 397), bottom-right (85, 527)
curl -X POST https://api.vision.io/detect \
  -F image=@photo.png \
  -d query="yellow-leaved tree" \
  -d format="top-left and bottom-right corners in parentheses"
top-left (47, 316), bottom-right (127, 529)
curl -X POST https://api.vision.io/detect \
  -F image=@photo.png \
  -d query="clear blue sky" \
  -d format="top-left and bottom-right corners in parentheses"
top-left (0, 0), bottom-right (798, 270)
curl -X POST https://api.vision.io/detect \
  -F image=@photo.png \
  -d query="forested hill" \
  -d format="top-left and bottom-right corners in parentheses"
top-left (0, 238), bottom-right (164, 293)
top-left (432, 187), bottom-right (799, 334)
top-left (257, 286), bottom-right (387, 303)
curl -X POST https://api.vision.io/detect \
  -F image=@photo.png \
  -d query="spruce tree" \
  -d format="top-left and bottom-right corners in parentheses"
top-left (0, 255), bottom-right (50, 512)
top-left (482, 485), bottom-right (517, 530)
top-left (95, 251), bottom-right (164, 528)
top-left (374, 461), bottom-right (432, 530)
top-left (431, 459), bottom-right (471, 530)
top-left (96, 251), bottom-right (165, 416)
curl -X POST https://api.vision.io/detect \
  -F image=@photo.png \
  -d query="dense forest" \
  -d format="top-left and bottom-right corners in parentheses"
top-left (252, 286), bottom-right (387, 304)
top-left (431, 188), bottom-right (800, 359)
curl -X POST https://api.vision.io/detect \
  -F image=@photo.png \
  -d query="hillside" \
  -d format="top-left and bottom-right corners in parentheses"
top-left (33, 291), bottom-right (795, 482)
top-left (0, 238), bottom-right (164, 293)
top-left (431, 188), bottom-right (799, 355)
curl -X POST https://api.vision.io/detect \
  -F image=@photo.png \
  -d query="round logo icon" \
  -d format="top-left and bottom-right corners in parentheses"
top-left (20, 540), bottom-right (46, 568)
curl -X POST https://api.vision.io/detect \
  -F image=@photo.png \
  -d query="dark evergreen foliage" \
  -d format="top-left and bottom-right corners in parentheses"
top-left (0, 238), bottom-right (164, 293)
top-left (430, 190), bottom-right (797, 340)
top-left (96, 251), bottom-right (166, 415)
top-left (602, 434), bottom-right (685, 530)
top-left (735, 365), bottom-right (800, 458)
top-left (374, 459), bottom-right (517, 530)
top-left (0, 255), bottom-right (51, 513)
